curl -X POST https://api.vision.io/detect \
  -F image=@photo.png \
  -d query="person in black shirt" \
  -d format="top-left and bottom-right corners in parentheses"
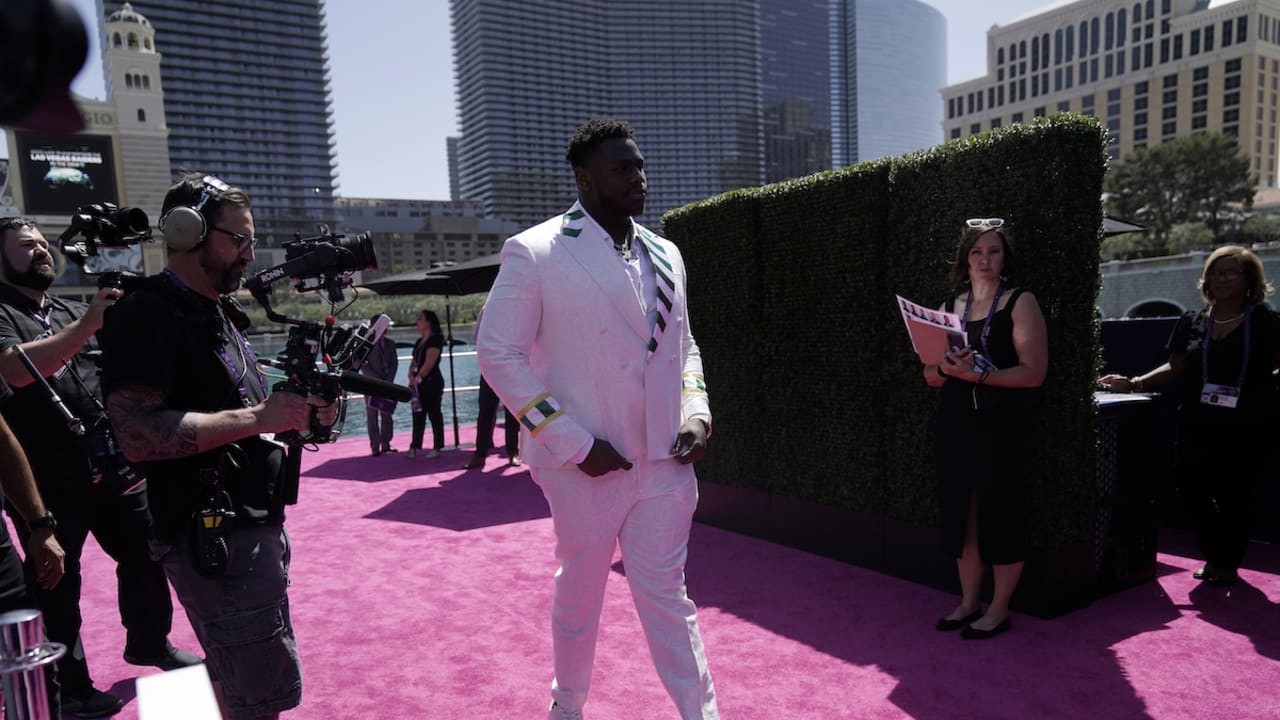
top-left (99, 174), bottom-right (339, 720)
top-left (0, 371), bottom-right (67, 719)
top-left (1100, 245), bottom-right (1280, 586)
top-left (0, 217), bottom-right (201, 718)
top-left (407, 309), bottom-right (445, 459)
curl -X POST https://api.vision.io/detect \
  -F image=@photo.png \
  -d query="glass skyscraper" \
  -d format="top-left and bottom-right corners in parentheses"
top-left (102, 1), bottom-right (338, 247)
top-left (451, 0), bottom-right (946, 227)
top-left (450, 0), bottom-right (762, 228)
top-left (830, 0), bottom-right (946, 167)
top-left (762, 0), bottom-right (833, 183)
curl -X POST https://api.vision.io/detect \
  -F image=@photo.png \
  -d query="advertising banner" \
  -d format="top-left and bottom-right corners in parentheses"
top-left (14, 133), bottom-right (119, 215)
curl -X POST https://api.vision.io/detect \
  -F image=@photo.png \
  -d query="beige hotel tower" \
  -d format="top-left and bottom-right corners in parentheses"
top-left (943, 0), bottom-right (1280, 187)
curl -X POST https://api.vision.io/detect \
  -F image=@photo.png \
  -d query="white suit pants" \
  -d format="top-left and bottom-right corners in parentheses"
top-left (532, 456), bottom-right (718, 719)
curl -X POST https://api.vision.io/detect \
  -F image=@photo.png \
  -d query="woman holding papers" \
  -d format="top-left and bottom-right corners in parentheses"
top-left (922, 218), bottom-right (1048, 639)
top-left (1099, 246), bottom-right (1280, 587)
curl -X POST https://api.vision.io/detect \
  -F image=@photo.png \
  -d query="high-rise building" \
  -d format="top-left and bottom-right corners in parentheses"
top-left (762, 0), bottom-right (833, 182)
top-left (450, 0), bottom-right (945, 227)
top-left (830, 0), bottom-right (947, 166)
top-left (450, 0), bottom-right (761, 228)
top-left (102, 1), bottom-right (339, 246)
top-left (942, 0), bottom-right (1280, 187)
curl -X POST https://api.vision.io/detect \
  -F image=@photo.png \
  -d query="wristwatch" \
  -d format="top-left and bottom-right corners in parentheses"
top-left (28, 512), bottom-right (57, 533)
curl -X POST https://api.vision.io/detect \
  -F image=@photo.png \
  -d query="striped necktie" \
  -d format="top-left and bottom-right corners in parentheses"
top-left (635, 226), bottom-right (674, 353)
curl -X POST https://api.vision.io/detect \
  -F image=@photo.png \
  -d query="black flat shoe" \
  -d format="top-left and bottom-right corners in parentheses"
top-left (1194, 565), bottom-right (1239, 586)
top-left (961, 618), bottom-right (1012, 640)
top-left (936, 609), bottom-right (983, 631)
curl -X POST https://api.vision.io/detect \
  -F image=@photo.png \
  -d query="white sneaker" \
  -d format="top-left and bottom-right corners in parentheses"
top-left (548, 701), bottom-right (584, 720)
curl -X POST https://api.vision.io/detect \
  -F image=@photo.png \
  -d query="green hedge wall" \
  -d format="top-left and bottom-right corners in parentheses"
top-left (663, 114), bottom-right (1106, 547)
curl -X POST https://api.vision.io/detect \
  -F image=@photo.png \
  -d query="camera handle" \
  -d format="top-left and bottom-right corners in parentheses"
top-left (11, 346), bottom-right (84, 436)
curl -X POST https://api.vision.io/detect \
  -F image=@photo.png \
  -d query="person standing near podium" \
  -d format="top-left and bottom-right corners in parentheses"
top-left (1100, 245), bottom-right (1280, 586)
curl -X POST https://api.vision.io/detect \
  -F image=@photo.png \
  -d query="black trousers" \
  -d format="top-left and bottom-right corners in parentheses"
top-left (0, 534), bottom-right (60, 718)
top-left (411, 378), bottom-right (445, 451)
top-left (475, 375), bottom-right (519, 456)
top-left (9, 478), bottom-right (173, 696)
top-left (1177, 420), bottom-right (1267, 572)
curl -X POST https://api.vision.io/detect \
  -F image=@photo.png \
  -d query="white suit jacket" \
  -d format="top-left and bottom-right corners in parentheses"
top-left (476, 201), bottom-right (711, 469)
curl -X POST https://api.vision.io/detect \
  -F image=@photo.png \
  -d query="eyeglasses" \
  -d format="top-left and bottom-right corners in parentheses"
top-left (209, 225), bottom-right (258, 252)
top-left (966, 217), bottom-right (1005, 229)
top-left (1206, 268), bottom-right (1243, 280)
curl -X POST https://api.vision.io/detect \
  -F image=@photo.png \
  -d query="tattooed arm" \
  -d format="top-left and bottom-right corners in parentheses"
top-left (107, 385), bottom-right (317, 462)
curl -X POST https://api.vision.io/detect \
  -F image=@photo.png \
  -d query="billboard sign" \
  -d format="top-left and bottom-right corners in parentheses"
top-left (14, 133), bottom-right (119, 216)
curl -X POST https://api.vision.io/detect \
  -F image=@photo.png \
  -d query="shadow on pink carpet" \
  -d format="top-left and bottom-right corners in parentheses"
top-left (62, 433), bottom-right (1280, 719)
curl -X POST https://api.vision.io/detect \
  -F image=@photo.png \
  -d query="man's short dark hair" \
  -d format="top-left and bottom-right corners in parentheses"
top-left (565, 118), bottom-right (635, 168)
top-left (0, 217), bottom-right (37, 240)
top-left (162, 172), bottom-right (251, 229)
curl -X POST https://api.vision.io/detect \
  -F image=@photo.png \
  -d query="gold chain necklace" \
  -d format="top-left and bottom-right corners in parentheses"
top-left (1214, 313), bottom-right (1244, 324)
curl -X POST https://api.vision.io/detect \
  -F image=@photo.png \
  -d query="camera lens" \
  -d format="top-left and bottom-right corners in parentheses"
top-left (335, 232), bottom-right (376, 273)
top-left (114, 206), bottom-right (149, 234)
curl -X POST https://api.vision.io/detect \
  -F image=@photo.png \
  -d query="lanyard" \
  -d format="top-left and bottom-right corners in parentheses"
top-left (961, 281), bottom-right (1004, 362)
top-left (163, 270), bottom-right (267, 404)
top-left (1201, 305), bottom-right (1251, 389)
top-left (28, 303), bottom-right (54, 336)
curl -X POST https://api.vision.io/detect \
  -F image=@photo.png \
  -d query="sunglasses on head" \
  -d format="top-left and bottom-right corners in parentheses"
top-left (965, 217), bottom-right (1005, 229)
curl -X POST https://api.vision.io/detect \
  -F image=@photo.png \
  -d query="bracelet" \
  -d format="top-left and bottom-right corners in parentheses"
top-left (978, 369), bottom-right (991, 385)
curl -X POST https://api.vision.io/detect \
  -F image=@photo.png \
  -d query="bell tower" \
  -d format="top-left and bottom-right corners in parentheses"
top-left (103, 2), bottom-right (170, 271)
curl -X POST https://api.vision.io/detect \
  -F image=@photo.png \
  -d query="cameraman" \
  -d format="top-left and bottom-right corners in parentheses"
top-left (0, 217), bottom-right (200, 718)
top-left (99, 174), bottom-right (339, 720)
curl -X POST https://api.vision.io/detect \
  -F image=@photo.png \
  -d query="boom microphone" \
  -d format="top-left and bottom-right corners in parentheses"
top-left (337, 370), bottom-right (412, 403)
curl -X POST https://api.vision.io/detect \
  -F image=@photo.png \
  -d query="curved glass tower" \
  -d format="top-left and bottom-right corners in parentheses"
top-left (831, 0), bottom-right (946, 166)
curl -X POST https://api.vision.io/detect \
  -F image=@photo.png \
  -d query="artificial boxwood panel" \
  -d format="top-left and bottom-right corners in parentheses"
top-left (664, 189), bottom-right (767, 491)
top-left (664, 114), bottom-right (1106, 547)
top-left (757, 163), bottom-right (893, 509)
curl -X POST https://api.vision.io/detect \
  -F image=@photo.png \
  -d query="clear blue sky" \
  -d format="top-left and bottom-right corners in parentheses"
top-left (65, 0), bottom-right (1052, 201)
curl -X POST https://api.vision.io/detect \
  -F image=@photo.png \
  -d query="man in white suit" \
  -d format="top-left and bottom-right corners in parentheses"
top-left (477, 119), bottom-right (717, 720)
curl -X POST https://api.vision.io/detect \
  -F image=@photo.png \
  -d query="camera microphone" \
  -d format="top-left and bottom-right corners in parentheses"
top-left (336, 370), bottom-right (412, 403)
top-left (369, 314), bottom-right (391, 342)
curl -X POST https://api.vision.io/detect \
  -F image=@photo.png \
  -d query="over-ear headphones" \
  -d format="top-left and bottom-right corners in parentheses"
top-left (159, 175), bottom-right (230, 252)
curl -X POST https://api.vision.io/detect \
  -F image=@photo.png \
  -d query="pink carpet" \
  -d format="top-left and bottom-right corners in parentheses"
top-left (62, 429), bottom-right (1280, 719)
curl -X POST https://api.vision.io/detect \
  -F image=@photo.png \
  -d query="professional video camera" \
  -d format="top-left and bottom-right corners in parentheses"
top-left (57, 202), bottom-right (152, 273)
top-left (3, 203), bottom-right (153, 496)
top-left (244, 226), bottom-right (411, 454)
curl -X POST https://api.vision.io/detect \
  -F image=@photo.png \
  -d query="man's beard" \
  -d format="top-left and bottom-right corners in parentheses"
top-left (199, 252), bottom-right (245, 295)
top-left (1, 252), bottom-right (54, 291)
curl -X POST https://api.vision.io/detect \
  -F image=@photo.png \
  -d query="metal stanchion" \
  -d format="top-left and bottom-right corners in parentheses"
top-left (0, 609), bottom-right (65, 720)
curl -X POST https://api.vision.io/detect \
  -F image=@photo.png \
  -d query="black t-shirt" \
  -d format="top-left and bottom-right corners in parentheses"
top-left (98, 273), bottom-right (286, 542)
top-left (413, 333), bottom-right (445, 385)
top-left (1167, 304), bottom-right (1280, 426)
top-left (0, 284), bottom-right (105, 490)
